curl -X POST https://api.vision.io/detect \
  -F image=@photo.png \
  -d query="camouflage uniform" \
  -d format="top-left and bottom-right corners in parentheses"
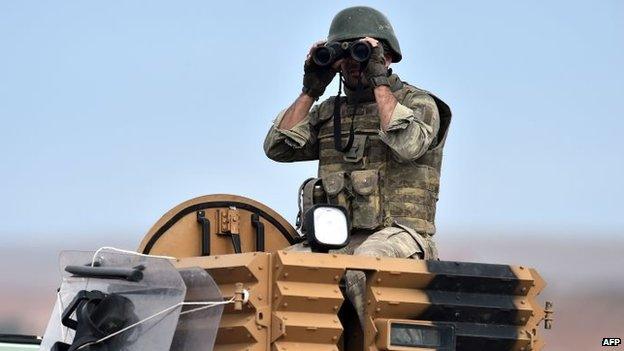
top-left (264, 73), bottom-right (451, 261)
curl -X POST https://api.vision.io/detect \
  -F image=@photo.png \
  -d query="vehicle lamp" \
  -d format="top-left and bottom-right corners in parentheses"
top-left (303, 205), bottom-right (350, 252)
top-left (375, 319), bottom-right (455, 350)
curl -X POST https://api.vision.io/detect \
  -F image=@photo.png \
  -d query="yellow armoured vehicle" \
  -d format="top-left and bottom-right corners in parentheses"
top-left (36, 194), bottom-right (552, 351)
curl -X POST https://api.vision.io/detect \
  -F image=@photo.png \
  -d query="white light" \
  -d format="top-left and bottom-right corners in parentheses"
top-left (313, 207), bottom-right (348, 245)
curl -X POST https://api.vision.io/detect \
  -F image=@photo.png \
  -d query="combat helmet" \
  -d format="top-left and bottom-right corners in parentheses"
top-left (327, 6), bottom-right (402, 62)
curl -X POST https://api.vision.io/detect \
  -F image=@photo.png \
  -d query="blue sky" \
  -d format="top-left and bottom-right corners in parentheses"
top-left (0, 0), bottom-right (622, 246)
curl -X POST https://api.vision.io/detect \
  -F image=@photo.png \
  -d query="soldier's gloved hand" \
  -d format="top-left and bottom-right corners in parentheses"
top-left (302, 42), bottom-right (337, 99)
top-left (362, 37), bottom-right (390, 88)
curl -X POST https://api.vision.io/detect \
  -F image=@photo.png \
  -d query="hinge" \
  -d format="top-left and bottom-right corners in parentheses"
top-left (217, 207), bottom-right (240, 234)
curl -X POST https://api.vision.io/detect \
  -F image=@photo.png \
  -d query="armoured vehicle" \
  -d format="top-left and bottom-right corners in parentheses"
top-left (25, 194), bottom-right (551, 351)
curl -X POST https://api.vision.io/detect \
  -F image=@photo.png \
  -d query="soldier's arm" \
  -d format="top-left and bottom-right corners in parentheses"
top-left (374, 85), bottom-right (399, 132)
top-left (377, 92), bottom-right (440, 162)
top-left (263, 94), bottom-right (320, 162)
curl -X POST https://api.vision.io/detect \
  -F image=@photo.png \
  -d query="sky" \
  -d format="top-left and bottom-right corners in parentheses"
top-left (0, 0), bottom-right (622, 248)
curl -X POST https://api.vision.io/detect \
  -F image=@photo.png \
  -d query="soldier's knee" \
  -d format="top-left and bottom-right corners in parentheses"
top-left (354, 227), bottom-right (422, 259)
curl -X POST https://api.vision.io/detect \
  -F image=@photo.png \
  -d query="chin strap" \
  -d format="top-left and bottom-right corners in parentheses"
top-left (333, 67), bottom-right (364, 153)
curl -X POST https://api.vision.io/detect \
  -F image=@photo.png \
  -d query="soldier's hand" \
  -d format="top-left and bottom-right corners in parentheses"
top-left (302, 41), bottom-right (338, 99)
top-left (361, 37), bottom-right (389, 87)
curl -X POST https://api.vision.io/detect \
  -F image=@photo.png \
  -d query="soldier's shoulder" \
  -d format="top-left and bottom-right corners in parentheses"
top-left (395, 81), bottom-right (437, 108)
top-left (399, 80), bottom-right (436, 98)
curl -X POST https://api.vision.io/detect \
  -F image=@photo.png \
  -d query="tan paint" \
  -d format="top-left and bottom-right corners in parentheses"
top-left (138, 194), bottom-right (299, 257)
top-left (138, 195), bottom-right (551, 351)
top-left (170, 251), bottom-right (548, 351)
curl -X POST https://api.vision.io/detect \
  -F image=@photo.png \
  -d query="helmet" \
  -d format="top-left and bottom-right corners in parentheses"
top-left (327, 6), bottom-right (402, 62)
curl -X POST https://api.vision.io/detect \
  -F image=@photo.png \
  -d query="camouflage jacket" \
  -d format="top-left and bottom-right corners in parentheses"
top-left (264, 73), bottom-right (451, 235)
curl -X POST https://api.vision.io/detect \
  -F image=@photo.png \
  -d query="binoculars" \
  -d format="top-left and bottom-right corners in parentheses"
top-left (312, 41), bottom-right (372, 67)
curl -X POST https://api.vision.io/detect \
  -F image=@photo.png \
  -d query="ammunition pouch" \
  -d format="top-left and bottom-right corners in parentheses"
top-left (350, 169), bottom-right (381, 229)
top-left (296, 177), bottom-right (326, 231)
top-left (321, 170), bottom-right (382, 230)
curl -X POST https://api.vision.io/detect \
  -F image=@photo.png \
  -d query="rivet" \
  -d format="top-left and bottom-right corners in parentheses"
top-left (284, 272), bottom-right (289, 278)
top-left (332, 336), bottom-right (338, 341)
top-left (258, 266), bottom-right (263, 270)
top-left (334, 275), bottom-right (340, 281)
top-left (376, 278), bottom-right (382, 283)
top-left (521, 300), bottom-right (526, 305)
top-left (283, 302), bottom-right (288, 308)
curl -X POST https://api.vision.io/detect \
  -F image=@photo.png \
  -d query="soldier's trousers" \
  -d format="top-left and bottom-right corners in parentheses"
top-left (338, 225), bottom-right (438, 328)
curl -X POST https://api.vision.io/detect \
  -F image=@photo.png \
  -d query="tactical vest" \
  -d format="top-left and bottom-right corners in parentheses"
top-left (316, 77), bottom-right (451, 235)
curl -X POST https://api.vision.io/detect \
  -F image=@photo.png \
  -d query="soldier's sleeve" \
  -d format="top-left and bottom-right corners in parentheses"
top-left (378, 92), bottom-right (440, 162)
top-left (263, 105), bottom-right (320, 162)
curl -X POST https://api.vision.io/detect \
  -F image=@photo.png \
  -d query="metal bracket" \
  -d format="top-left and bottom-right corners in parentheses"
top-left (255, 306), bottom-right (270, 328)
top-left (251, 213), bottom-right (265, 252)
top-left (217, 207), bottom-right (240, 234)
top-left (544, 301), bottom-right (554, 329)
top-left (196, 211), bottom-right (211, 256)
top-left (271, 313), bottom-right (287, 342)
top-left (234, 282), bottom-right (245, 311)
top-left (217, 207), bottom-right (242, 253)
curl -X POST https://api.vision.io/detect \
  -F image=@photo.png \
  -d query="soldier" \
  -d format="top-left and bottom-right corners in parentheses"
top-left (263, 5), bottom-right (452, 322)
